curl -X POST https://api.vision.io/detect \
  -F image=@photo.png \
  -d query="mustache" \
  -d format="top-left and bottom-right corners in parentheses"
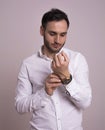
top-left (52, 42), bottom-right (65, 46)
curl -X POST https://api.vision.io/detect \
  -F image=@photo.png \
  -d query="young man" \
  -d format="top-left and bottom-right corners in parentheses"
top-left (15, 8), bottom-right (92, 130)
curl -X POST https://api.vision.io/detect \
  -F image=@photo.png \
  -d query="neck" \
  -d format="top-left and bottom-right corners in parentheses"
top-left (42, 46), bottom-right (56, 59)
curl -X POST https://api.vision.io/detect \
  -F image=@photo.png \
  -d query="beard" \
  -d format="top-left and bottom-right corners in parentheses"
top-left (43, 36), bottom-right (65, 54)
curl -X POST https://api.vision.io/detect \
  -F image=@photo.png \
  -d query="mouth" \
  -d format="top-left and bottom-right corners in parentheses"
top-left (52, 43), bottom-right (62, 49)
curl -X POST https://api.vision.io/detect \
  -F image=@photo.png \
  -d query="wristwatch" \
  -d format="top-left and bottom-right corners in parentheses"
top-left (54, 72), bottom-right (72, 85)
top-left (61, 74), bottom-right (72, 84)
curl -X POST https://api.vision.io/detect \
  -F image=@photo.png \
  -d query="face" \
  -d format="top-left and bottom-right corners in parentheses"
top-left (40, 20), bottom-right (68, 54)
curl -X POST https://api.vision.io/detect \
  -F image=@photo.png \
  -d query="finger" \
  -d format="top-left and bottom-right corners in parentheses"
top-left (57, 53), bottom-right (65, 64)
top-left (53, 54), bottom-right (60, 66)
top-left (48, 74), bottom-right (61, 83)
top-left (50, 73), bottom-right (60, 79)
top-left (49, 77), bottom-right (61, 83)
top-left (61, 51), bottom-right (69, 62)
top-left (51, 82), bottom-right (62, 87)
top-left (51, 60), bottom-right (56, 69)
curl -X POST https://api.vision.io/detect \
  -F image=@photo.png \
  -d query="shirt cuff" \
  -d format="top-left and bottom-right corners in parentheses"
top-left (65, 78), bottom-right (80, 97)
top-left (31, 87), bottom-right (51, 111)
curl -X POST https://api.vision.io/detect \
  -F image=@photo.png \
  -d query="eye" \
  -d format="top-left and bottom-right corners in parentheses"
top-left (49, 32), bottom-right (56, 36)
top-left (60, 33), bottom-right (67, 37)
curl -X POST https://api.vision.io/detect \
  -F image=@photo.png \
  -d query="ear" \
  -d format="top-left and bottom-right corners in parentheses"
top-left (40, 26), bottom-right (45, 36)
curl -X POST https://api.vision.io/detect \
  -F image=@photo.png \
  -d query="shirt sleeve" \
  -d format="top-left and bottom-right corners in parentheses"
top-left (65, 53), bottom-right (92, 110)
top-left (15, 61), bottom-right (50, 114)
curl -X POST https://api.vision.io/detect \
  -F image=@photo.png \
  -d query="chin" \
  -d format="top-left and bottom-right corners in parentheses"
top-left (52, 48), bottom-right (61, 53)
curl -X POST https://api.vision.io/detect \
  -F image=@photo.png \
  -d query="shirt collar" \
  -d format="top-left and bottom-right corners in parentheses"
top-left (38, 46), bottom-right (64, 60)
top-left (38, 46), bottom-right (52, 61)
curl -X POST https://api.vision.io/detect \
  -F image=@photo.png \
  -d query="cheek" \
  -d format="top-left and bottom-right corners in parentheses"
top-left (61, 37), bottom-right (66, 43)
top-left (45, 35), bottom-right (54, 43)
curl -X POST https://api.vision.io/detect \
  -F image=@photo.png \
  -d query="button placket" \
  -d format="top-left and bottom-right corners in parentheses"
top-left (51, 91), bottom-right (62, 130)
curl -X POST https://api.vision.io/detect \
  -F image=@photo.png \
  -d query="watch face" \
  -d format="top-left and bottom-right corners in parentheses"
top-left (61, 74), bottom-right (72, 84)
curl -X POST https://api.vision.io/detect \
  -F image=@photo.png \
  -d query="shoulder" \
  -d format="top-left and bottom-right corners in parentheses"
top-left (22, 52), bottom-right (38, 66)
top-left (63, 48), bottom-right (84, 58)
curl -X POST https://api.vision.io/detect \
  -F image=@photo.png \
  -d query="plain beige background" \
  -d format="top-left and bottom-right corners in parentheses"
top-left (0, 0), bottom-right (105, 130)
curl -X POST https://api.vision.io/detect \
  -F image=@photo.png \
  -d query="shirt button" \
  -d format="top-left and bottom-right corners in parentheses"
top-left (57, 118), bottom-right (60, 120)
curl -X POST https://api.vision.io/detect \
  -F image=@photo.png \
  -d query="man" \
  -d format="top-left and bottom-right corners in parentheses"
top-left (15, 8), bottom-right (92, 130)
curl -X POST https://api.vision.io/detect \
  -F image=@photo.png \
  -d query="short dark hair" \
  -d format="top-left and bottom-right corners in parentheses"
top-left (41, 8), bottom-right (70, 29)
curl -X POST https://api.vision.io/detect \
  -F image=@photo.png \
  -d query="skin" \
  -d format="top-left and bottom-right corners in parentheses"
top-left (40, 20), bottom-right (70, 95)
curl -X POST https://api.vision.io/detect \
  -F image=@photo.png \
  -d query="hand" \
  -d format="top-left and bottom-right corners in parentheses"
top-left (45, 73), bottom-right (62, 96)
top-left (51, 51), bottom-right (70, 78)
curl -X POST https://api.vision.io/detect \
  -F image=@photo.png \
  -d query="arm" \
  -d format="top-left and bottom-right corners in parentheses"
top-left (15, 62), bottom-right (50, 114)
top-left (52, 51), bottom-right (92, 110)
top-left (65, 54), bottom-right (92, 109)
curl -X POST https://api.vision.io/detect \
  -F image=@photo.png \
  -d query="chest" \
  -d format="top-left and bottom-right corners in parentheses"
top-left (27, 59), bottom-right (52, 91)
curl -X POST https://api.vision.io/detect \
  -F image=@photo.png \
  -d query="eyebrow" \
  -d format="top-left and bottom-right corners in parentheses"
top-left (48, 31), bottom-right (67, 34)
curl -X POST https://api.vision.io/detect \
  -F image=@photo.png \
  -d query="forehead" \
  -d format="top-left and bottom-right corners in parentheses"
top-left (45, 20), bottom-right (68, 32)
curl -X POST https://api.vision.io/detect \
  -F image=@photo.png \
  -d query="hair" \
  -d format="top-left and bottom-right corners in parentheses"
top-left (41, 8), bottom-right (70, 29)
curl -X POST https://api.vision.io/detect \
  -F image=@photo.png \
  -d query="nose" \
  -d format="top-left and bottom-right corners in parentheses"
top-left (55, 35), bottom-right (60, 44)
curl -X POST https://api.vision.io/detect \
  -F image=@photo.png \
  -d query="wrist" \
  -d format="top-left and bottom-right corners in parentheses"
top-left (61, 74), bottom-right (72, 84)
top-left (54, 72), bottom-right (72, 85)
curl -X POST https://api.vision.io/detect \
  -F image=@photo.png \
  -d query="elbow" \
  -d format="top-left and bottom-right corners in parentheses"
top-left (15, 98), bottom-right (27, 114)
top-left (15, 101), bottom-right (25, 114)
top-left (81, 98), bottom-right (92, 110)
top-left (72, 94), bottom-right (92, 110)
top-left (78, 89), bottom-right (92, 110)
top-left (78, 95), bottom-right (92, 110)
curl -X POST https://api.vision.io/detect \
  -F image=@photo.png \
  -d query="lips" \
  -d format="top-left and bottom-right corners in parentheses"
top-left (52, 43), bottom-right (61, 49)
